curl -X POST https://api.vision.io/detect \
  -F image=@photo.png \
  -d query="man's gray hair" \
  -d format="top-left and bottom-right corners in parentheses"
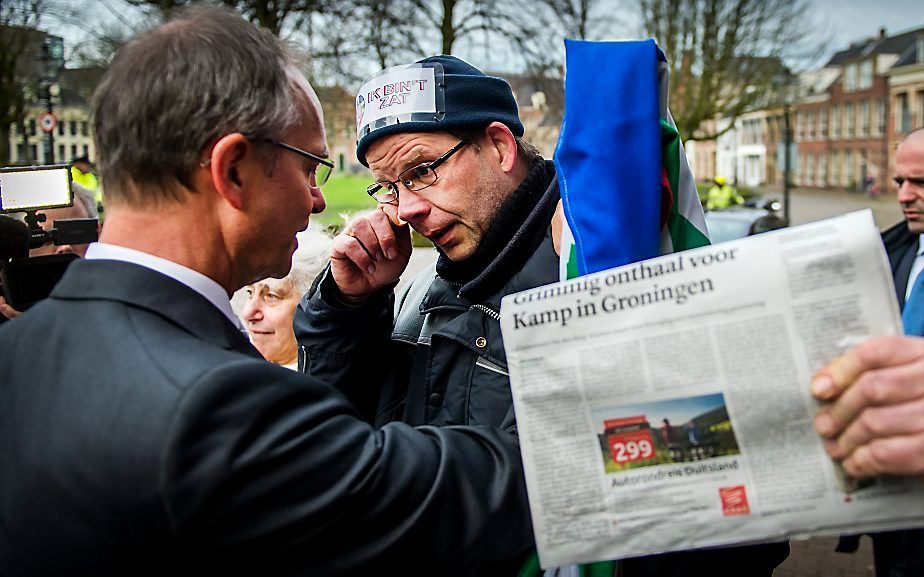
top-left (72, 183), bottom-right (98, 219)
top-left (92, 6), bottom-right (298, 206)
top-left (287, 228), bottom-right (332, 295)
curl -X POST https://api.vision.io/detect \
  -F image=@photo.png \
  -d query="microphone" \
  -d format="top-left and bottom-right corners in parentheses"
top-left (0, 215), bottom-right (29, 260)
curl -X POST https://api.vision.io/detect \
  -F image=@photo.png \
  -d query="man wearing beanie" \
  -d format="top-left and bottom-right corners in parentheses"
top-left (294, 55), bottom-right (787, 576)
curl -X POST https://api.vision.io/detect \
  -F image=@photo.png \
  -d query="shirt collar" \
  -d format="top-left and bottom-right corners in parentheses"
top-left (84, 242), bottom-right (245, 332)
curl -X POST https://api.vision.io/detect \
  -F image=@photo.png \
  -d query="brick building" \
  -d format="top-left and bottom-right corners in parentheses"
top-left (795, 26), bottom-right (923, 192)
top-left (887, 32), bottom-right (924, 181)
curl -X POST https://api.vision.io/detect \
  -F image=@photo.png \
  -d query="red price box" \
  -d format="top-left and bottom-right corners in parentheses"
top-left (608, 429), bottom-right (656, 464)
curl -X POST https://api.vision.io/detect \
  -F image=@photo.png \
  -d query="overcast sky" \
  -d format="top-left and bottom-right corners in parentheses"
top-left (811, 0), bottom-right (924, 55)
top-left (40, 0), bottom-right (924, 73)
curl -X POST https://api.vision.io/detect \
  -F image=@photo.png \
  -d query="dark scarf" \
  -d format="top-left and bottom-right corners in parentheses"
top-left (436, 158), bottom-right (558, 302)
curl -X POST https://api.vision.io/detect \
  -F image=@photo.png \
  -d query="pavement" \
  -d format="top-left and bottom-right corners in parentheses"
top-left (754, 186), bottom-right (901, 230)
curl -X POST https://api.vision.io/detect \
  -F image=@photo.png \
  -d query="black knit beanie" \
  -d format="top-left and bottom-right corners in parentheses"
top-left (355, 55), bottom-right (524, 166)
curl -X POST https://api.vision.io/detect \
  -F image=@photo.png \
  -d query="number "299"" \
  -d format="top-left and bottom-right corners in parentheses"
top-left (613, 439), bottom-right (653, 462)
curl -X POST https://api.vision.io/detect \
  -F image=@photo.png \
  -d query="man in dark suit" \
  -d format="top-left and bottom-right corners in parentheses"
top-left (870, 129), bottom-right (924, 577)
top-left (824, 128), bottom-right (924, 577)
top-left (0, 8), bottom-right (532, 576)
top-left (884, 129), bottom-right (924, 311)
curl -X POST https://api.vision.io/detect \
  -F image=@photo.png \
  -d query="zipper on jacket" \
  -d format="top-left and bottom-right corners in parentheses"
top-left (470, 303), bottom-right (501, 321)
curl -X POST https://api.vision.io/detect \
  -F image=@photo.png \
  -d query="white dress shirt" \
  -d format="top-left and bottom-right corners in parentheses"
top-left (84, 242), bottom-right (247, 333)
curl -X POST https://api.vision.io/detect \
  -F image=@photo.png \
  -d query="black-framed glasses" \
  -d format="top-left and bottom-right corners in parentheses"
top-left (263, 138), bottom-right (334, 189)
top-left (367, 139), bottom-right (469, 203)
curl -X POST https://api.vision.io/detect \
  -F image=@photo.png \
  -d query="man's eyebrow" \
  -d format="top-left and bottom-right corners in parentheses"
top-left (397, 153), bottom-right (427, 174)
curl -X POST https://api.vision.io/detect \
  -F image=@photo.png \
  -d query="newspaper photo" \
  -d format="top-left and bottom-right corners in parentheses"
top-left (500, 210), bottom-right (924, 567)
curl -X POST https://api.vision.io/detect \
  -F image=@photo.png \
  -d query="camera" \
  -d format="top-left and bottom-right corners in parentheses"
top-left (0, 165), bottom-right (99, 313)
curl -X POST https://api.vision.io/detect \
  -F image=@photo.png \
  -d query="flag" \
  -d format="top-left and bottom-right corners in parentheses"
top-left (556, 39), bottom-right (709, 281)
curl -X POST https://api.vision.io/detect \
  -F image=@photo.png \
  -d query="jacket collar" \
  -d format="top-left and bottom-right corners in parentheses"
top-left (434, 161), bottom-right (560, 304)
top-left (51, 259), bottom-right (260, 357)
top-left (420, 226), bottom-right (560, 315)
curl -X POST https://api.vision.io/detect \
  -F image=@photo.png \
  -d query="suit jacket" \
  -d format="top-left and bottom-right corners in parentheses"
top-left (0, 259), bottom-right (532, 577)
top-left (870, 222), bottom-right (924, 577)
top-left (884, 220), bottom-right (919, 308)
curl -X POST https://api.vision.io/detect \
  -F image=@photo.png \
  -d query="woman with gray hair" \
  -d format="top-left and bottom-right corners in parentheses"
top-left (239, 227), bottom-right (331, 370)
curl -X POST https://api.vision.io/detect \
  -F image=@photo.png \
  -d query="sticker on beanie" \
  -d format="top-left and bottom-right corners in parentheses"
top-left (356, 64), bottom-right (439, 137)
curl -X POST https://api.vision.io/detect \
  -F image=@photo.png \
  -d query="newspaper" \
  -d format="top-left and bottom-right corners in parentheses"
top-left (500, 210), bottom-right (924, 567)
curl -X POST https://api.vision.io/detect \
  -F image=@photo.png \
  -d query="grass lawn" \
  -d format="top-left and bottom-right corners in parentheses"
top-left (314, 173), bottom-right (377, 231)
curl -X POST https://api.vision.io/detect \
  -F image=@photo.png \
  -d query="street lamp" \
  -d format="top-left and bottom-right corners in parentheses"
top-left (774, 70), bottom-right (797, 224)
top-left (39, 36), bottom-right (64, 164)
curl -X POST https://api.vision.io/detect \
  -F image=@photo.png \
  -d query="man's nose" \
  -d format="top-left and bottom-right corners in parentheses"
top-left (311, 186), bottom-right (326, 214)
top-left (898, 182), bottom-right (919, 204)
top-left (397, 189), bottom-right (430, 223)
top-left (55, 244), bottom-right (74, 254)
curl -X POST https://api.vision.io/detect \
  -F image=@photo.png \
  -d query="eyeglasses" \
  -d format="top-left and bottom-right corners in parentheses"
top-left (263, 138), bottom-right (334, 189)
top-left (367, 139), bottom-right (469, 204)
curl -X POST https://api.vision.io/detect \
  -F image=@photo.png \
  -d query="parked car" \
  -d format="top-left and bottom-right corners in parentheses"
top-left (704, 200), bottom-right (785, 243)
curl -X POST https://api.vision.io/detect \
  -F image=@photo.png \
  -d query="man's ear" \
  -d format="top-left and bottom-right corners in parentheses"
top-left (483, 121), bottom-right (518, 174)
top-left (208, 133), bottom-right (255, 210)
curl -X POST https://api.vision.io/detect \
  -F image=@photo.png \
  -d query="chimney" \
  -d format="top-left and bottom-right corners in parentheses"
top-left (879, 27), bottom-right (887, 39)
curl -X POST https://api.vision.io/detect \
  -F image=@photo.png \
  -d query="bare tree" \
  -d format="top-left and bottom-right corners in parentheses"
top-left (125, 0), bottom-right (323, 35)
top-left (638, 0), bottom-right (813, 140)
top-left (0, 0), bottom-right (45, 164)
top-left (400, 0), bottom-right (516, 56)
top-left (535, 0), bottom-right (621, 41)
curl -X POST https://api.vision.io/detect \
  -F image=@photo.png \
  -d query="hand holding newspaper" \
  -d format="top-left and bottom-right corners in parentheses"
top-left (500, 210), bottom-right (924, 567)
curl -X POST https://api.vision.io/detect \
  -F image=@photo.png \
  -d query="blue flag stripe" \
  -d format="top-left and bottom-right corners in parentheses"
top-left (555, 39), bottom-right (663, 275)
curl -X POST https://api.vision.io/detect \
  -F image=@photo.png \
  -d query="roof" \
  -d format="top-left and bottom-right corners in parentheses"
top-left (826, 25), bottom-right (924, 66)
top-left (894, 33), bottom-right (924, 68)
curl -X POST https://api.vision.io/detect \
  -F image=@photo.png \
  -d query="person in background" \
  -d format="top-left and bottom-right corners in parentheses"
top-left (706, 175), bottom-right (743, 211)
top-left (70, 156), bottom-right (103, 212)
top-left (240, 228), bottom-right (331, 371)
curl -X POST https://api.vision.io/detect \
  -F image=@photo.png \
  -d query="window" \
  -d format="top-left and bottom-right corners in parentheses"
top-left (844, 64), bottom-right (857, 92)
top-left (897, 93), bottom-right (910, 132)
top-left (58, 144), bottom-right (65, 160)
top-left (807, 154), bottom-right (815, 185)
top-left (845, 150), bottom-right (854, 188)
top-left (830, 153), bottom-right (840, 186)
top-left (846, 103), bottom-right (855, 137)
top-left (876, 99), bottom-right (886, 136)
top-left (860, 101), bottom-right (870, 137)
top-left (918, 91), bottom-right (924, 128)
top-left (80, 121), bottom-right (88, 137)
top-left (82, 144), bottom-right (89, 157)
top-left (70, 144), bottom-right (78, 159)
top-left (807, 113), bottom-right (815, 141)
top-left (31, 144), bottom-right (38, 162)
top-left (817, 154), bottom-right (827, 187)
top-left (57, 119), bottom-right (64, 136)
top-left (29, 118), bottom-right (36, 136)
top-left (69, 120), bottom-right (77, 136)
top-left (820, 109), bottom-right (828, 139)
top-left (831, 105), bottom-right (841, 138)
top-left (797, 113), bottom-right (804, 142)
top-left (859, 60), bottom-right (873, 90)
top-left (16, 143), bottom-right (25, 162)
